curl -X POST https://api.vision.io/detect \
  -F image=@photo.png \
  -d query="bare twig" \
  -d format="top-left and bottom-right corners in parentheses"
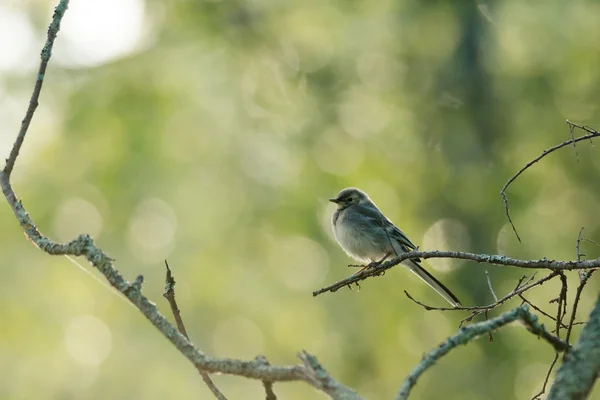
top-left (264, 381), bottom-right (277, 400)
top-left (255, 356), bottom-right (277, 400)
top-left (313, 250), bottom-right (599, 297)
top-left (515, 274), bottom-right (537, 291)
top-left (519, 295), bottom-right (566, 328)
top-left (485, 270), bottom-right (498, 302)
top-left (163, 261), bottom-right (227, 400)
top-left (581, 237), bottom-right (600, 248)
top-left (532, 353), bottom-right (559, 400)
top-left (298, 351), bottom-right (363, 399)
top-left (569, 123), bottom-right (579, 162)
top-left (2, 1), bottom-right (69, 177)
top-left (396, 305), bottom-right (570, 400)
top-left (565, 227), bottom-right (597, 345)
top-left (553, 273), bottom-right (568, 339)
top-left (576, 227), bottom-right (585, 263)
top-left (565, 270), bottom-right (595, 345)
top-left (403, 272), bottom-right (558, 319)
top-left (163, 260), bottom-right (190, 338)
top-left (500, 120), bottom-right (600, 242)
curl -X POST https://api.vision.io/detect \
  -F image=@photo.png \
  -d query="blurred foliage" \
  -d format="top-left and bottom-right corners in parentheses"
top-left (1, 0), bottom-right (600, 399)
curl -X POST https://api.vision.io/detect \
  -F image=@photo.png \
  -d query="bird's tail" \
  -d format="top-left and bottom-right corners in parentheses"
top-left (405, 260), bottom-right (461, 307)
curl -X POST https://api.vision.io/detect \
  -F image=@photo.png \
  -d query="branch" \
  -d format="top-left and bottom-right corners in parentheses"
top-left (404, 272), bottom-right (558, 316)
top-left (532, 353), bottom-right (559, 400)
top-left (313, 250), bottom-right (599, 297)
top-left (485, 270), bottom-right (498, 302)
top-left (0, 3), bottom-right (362, 399)
top-left (255, 356), bottom-right (278, 400)
top-left (548, 296), bottom-right (600, 400)
top-left (565, 270), bottom-right (596, 345)
top-left (500, 120), bottom-right (600, 242)
top-left (566, 228), bottom-right (597, 344)
top-left (553, 273), bottom-right (568, 339)
top-left (163, 261), bottom-right (227, 400)
top-left (163, 261), bottom-right (190, 338)
top-left (519, 295), bottom-right (567, 329)
top-left (0, 206), bottom-right (362, 398)
top-left (395, 305), bottom-right (570, 400)
top-left (2, 1), bottom-right (69, 177)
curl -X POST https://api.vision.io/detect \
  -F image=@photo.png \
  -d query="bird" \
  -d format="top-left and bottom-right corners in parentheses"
top-left (329, 187), bottom-right (461, 307)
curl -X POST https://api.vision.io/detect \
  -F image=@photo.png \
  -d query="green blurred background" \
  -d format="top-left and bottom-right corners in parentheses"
top-left (1, 0), bottom-right (599, 399)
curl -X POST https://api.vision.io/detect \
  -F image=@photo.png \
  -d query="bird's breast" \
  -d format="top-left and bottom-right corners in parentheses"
top-left (332, 208), bottom-right (382, 263)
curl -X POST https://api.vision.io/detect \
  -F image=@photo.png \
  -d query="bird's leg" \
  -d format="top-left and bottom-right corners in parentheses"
top-left (351, 253), bottom-right (391, 275)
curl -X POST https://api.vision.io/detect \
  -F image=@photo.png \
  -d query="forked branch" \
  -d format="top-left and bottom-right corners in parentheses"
top-left (500, 120), bottom-right (600, 242)
top-left (396, 305), bottom-right (569, 400)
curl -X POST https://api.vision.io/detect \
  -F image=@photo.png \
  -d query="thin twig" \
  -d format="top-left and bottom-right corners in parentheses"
top-left (569, 123), bottom-right (579, 162)
top-left (163, 261), bottom-right (227, 400)
top-left (581, 237), bottom-right (600, 248)
top-left (514, 274), bottom-right (535, 292)
top-left (485, 270), bottom-right (498, 302)
top-left (532, 353), bottom-right (559, 400)
top-left (404, 272), bottom-right (558, 315)
top-left (2, 1), bottom-right (69, 177)
top-left (565, 270), bottom-right (596, 345)
top-left (519, 295), bottom-right (566, 327)
top-left (576, 227), bottom-right (585, 263)
top-left (554, 273), bottom-right (568, 339)
top-left (163, 260), bottom-right (189, 337)
top-left (500, 120), bottom-right (600, 242)
top-left (395, 305), bottom-right (569, 400)
top-left (264, 381), bottom-right (277, 400)
top-left (255, 356), bottom-right (278, 400)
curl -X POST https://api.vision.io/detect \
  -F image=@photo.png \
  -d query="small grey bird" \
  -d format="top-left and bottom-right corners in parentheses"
top-left (329, 187), bottom-right (461, 307)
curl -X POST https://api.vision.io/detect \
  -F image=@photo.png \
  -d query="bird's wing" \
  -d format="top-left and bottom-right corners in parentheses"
top-left (351, 204), bottom-right (417, 251)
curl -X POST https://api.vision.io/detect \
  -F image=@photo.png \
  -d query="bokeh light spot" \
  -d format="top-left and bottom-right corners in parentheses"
top-left (53, 197), bottom-right (103, 242)
top-left (65, 315), bottom-right (112, 367)
top-left (127, 198), bottom-right (177, 264)
top-left (313, 127), bottom-right (365, 176)
top-left (212, 316), bottom-right (264, 359)
top-left (57, 0), bottom-right (146, 67)
top-left (338, 88), bottom-right (390, 138)
top-left (240, 134), bottom-right (302, 186)
top-left (356, 53), bottom-right (403, 92)
top-left (422, 218), bottom-right (470, 272)
top-left (268, 236), bottom-right (329, 290)
top-left (0, 7), bottom-right (36, 72)
top-left (282, 9), bottom-right (335, 72)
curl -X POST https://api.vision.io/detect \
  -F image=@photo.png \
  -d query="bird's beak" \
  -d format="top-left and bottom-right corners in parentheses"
top-left (329, 197), bottom-right (340, 204)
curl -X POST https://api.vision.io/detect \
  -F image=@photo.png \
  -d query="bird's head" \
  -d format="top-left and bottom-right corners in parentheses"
top-left (329, 187), bottom-right (370, 209)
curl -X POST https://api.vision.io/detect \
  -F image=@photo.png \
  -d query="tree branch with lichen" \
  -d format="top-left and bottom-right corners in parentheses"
top-left (0, 2), bottom-right (360, 400)
top-left (396, 305), bottom-right (570, 400)
top-left (313, 250), bottom-right (599, 297)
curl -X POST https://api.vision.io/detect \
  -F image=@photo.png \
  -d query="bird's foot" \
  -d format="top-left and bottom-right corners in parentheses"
top-left (351, 262), bottom-right (379, 275)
